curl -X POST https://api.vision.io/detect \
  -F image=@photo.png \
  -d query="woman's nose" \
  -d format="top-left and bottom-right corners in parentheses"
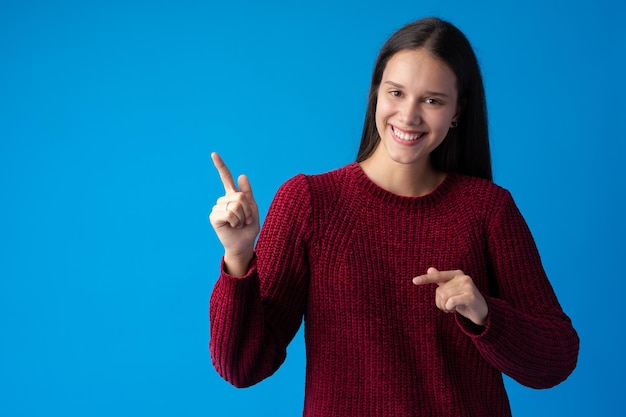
top-left (400, 100), bottom-right (421, 125)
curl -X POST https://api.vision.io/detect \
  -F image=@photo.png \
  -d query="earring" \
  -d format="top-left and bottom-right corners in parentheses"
top-left (450, 120), bottom-right (458, 128)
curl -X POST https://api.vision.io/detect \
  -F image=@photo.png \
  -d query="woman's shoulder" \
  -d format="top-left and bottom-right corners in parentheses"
top-left (451, 174), bottom-right (509, 196)
top-left (279, 163), bottom-right (355, 195)
top-left (447, 174), bottom-right (514, 211)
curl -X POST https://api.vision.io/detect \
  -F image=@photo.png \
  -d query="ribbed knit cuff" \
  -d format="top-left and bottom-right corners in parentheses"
top-left (220, 254), bottom-right (258, 281)
top-left (455, 296), bottom-right (508, 344)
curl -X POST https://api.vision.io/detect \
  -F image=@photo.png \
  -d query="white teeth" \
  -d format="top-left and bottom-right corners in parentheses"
top-left (392, 126), bottom-right (422, 141)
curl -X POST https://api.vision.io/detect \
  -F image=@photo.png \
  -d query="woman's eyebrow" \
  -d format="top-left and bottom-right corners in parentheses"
top-left (423, 91), bottom-right (450, 98)
top-left (383, 80), bottom-right (405, 89)
top-left (383, 81), bottom-right (450, 98)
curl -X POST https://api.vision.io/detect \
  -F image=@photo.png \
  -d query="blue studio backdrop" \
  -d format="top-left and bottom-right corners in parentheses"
top-left (1, 0), bottom-right (624, 416)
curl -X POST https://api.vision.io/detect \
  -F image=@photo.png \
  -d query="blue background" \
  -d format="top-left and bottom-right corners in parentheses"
top-left (1, 0), bottom-right (624, 415)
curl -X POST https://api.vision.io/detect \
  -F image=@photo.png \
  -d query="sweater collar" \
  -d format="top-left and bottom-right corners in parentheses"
top-left (346, 162), bottom-right (456, 208)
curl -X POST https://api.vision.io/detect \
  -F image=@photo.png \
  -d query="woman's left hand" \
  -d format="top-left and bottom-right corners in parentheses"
top-left (413, 267), bottom-right (488, 326)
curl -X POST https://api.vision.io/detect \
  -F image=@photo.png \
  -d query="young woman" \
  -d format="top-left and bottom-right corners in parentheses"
top-left (208, 17), bottom-right (579, 416)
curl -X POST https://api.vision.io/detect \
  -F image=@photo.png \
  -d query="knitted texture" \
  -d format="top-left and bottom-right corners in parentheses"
top-left (209, 163), bottom-right (579, 417)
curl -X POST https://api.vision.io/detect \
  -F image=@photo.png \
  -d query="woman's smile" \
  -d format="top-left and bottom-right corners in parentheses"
top-left (390, 125), bottom-right (427, 143)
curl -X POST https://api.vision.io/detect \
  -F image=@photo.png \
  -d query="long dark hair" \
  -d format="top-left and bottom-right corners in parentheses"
top-left (356, 17), bottom-right (492, 181)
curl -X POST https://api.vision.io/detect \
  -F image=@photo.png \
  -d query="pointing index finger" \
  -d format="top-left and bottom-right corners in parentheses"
top-left (211, 152), bottom-right (238, 194)
top-left (412, 267), bottom-right (457, 286)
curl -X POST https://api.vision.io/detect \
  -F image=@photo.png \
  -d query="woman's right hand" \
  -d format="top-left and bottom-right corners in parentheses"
top-left (209, 152), bottom-right (260, 277)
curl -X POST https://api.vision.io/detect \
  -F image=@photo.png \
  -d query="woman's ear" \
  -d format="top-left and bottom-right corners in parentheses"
top-left (454, 98), bottom-right (467, 122)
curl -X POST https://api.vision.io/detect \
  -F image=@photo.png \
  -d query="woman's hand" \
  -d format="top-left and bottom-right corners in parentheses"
top-left (412, 267), bottom-right (488, 326)
top-left (209, 152), bottom-right (260, 277)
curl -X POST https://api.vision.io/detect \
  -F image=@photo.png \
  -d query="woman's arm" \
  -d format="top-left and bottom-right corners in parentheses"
top-left (459, 190), bottom-right (579, 388)
top-left (209, 174), bottom-right (312, 387)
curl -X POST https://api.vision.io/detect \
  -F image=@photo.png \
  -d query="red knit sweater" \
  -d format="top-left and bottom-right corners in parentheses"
top-left (209, 163), bottom-right (579, 416)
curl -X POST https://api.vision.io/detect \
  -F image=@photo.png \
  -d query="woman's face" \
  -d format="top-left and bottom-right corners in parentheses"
top-left (374, 48), bottom-right (460, 168)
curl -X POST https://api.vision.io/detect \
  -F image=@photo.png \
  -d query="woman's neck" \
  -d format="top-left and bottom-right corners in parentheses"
top-left (359, 154), bottom-right (445, 197)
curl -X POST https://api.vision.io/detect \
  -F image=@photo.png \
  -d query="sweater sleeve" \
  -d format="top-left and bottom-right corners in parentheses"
top-left (209, 175), bottom-right (312, 388)
top-left (457, 189), bottom-right (579, 389)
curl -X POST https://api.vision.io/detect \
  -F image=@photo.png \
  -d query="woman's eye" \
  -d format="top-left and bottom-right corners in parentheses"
top-left (390, 90), bottom-right (402, 97)
top-left (424, 98), bottom-right (441, 105)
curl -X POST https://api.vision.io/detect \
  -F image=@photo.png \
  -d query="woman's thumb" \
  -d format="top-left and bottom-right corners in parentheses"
top-left (238, 174), bottom-right (255, 201)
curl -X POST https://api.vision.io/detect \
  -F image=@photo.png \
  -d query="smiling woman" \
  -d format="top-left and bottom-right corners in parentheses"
top-left (361, 48), bottom-right (461, 196)
top-left (208, 17), bottom-right (579, 416)
top-left (1, 1), bottom-right (623, 416)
